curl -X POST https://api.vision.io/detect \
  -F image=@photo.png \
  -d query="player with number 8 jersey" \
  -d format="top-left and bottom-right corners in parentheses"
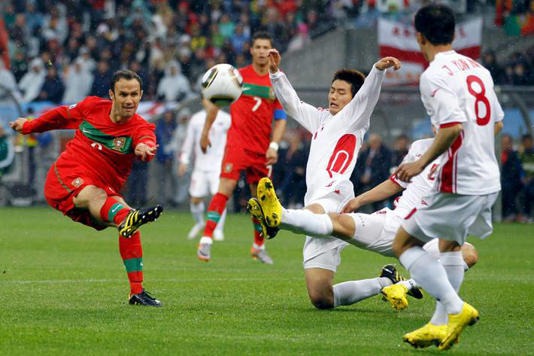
top-left (419, 51), bottom-right (503, 195)
top-left (390, 4), bottom-right (504, 350)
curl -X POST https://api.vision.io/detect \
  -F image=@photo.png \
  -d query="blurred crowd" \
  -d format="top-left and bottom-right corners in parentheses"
top-left (0, 0), bottom-right (341, 105)
top-left (481, 48), bottom-right (534, 85)
top-left (0, 0), bottom-right (533, 224)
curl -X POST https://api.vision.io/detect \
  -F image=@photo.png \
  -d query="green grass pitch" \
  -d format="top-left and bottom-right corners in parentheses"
top-left (0, 206), bottom-right (533, 355)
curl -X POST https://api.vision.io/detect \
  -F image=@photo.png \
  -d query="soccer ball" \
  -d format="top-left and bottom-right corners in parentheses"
top-left (201, 63), bottom-right (243, 107)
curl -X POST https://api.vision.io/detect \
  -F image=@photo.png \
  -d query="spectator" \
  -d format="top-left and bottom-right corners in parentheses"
top-left (37, 65), bottom-right (65, 104)
top-left (90, 60), bottom-right (113, 98)
top-left (156, 61), bottom-right (193, 103)
top-left (0, 59), bottom-right (21, 102)
top-left (287, 23), bottom-right (312, 53)
top-left (171, 108), bottom-right (192, 205)
top-left (154, 109), bottom-right (179, 206)
top-left (18, 57), bottom-right (46, 103)
top-left (500, 134), bottom-right (524, 222)
top-left (275, 129), bottom-right (309, 208)
top-left (352, 133), bottom-right (392, 212)
top-left (10, 50), bottom-right (29, 82)
top-left (519, 134), bottom-right (534, 222)
top-left (62, 59), bottom-right (94, 104)
top-left (76, 47), bottom-right (97, 74)
top-left (391, 133), bottom-right (410, 169)
top-left (481, 50), bottom-right (506, 85)
top-left (24, 2), bottom-right (44, 36)
top-left (0, 126), bottom-right (15, 176)
top-left (33, 131), bottom-right (59, 204)
top-left (231, 23), bottom-right (250, 54)
top-left (218, 13), bottom-right (236, 39)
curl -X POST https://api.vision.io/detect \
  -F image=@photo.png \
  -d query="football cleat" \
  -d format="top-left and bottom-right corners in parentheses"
top-left (380, 264), bottom-right (400, 284)
top-left (406, 283), bottom-right (424, 300)
top-left (247, 198), bottom-right (279, 239)
top-left (256, 177), bottom-right (282, 228)
top-left (187, 222), bottom-right (205, 240)
top-left (129, 290), bottom-right (162, 307)
top-left (438, 302), bottom-right (479, 350)
top-left (250, 246), bottom-right (274, 264)
top-left (381, 283), bottom-right (409, 311)
top-left (118, 205), bottom-right (163, 238)
top-left (403, 322), bottom-right (447, 348)
top-left (197, 237), bottom-right (213, 262)
top-left (379, 265), bottom-right (423, 302)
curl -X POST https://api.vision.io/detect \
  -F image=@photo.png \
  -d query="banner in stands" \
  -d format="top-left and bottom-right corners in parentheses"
top-left (378, 17), bottom-right (482, 85)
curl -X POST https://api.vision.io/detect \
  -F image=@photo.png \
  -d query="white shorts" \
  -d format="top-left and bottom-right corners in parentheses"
top-left (188, 169), bottom-right (220, 198)
top-left (347, 208), bottom-right (399, 257)
top-left (303, 180), bottom-right (354, 272)
top-left (403, 191), bottom-right (499, 244)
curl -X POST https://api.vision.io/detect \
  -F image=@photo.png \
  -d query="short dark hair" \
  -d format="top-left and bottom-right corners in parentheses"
top-left (332, 69), bottom-right (366, 97)
top-left (110, 69), bottom-right (143, 92)
top-left (251, 31), bottom-right (273, 47)
top-left (414, 4), bottom-right (455, 46)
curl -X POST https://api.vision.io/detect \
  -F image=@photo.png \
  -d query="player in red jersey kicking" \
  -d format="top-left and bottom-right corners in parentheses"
top-left (10, 70), bottom-right (163, 306)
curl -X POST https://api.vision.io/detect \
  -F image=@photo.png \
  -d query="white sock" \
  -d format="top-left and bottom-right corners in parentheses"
top-left (215, 208), bottom-right (227, 232)
top-left (190, 201), bottom-right (205, 225)
top-left (333, 277), bottom-right (387, 307)
top-left (281, 208), bottom-right (333, 237)
top-left (398, 278), bottom-right (417, 290)
top-left (430, 251), bottom-right (465, 324)
top-left (399, 247), bottom-right (463, 314)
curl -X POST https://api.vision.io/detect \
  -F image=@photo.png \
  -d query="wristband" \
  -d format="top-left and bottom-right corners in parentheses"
top-left (269, 141), bottom-right (279, 151)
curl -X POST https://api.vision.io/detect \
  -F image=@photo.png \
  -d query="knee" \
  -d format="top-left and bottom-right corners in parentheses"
top-left (461, 243), bottom-right (479, 268)
top-left (308, 290), bottom-right (334, 310)
top-left (309, 295), bottom-right (334, 310)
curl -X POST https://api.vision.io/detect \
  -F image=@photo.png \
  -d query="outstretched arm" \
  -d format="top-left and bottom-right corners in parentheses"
top-left (343, 179), bottom-right (403, 212)
top-left (9, 118), bottom-right (28, 133)
top-left (135, 142), bottom-right (158, 162)
top-left (9, 106), bottom-right (82, 134)
top-left (200, 98), bottom-right (219, 153)
top-left (395, 124), bottom-right (462, 182)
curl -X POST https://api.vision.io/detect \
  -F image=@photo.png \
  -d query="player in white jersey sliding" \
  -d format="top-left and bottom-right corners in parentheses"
top-left (178, 100), bottom-right (231, 241)
top-left (387, 4), bottom-right (504, 350)
top-left (249, 138), bottom-right (479, 312)
top-left (251, 47), bottom-right (401, 309)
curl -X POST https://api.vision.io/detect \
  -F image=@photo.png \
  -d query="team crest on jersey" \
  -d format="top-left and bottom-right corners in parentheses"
top-left (223, 162), bottom-right (233, 173)
top-left (72, 177), bottom-right (84, 188)
top-left (112, 137), bottom-right (127, 151)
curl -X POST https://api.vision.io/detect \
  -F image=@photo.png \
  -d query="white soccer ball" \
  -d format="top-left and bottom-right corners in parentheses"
top-left (201, 63), bottom-right (243, 107)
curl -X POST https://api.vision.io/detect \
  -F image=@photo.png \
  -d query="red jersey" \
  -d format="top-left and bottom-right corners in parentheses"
top-left (229, 65), bottom-right (286, 154)
top-left (22, 96), bottom-right (156, 192)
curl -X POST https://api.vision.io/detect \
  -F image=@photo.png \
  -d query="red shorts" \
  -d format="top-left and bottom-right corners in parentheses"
top-left (44, 162), bottom-right (120, 230)
top-left (219, 143), bottom-right (271, 184)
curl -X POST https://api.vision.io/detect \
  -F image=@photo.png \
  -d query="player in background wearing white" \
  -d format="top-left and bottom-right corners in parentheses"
top-left (250, 138), bottom-right (478, 311)
top-left (387, 4), bottom-right (504, 350)
top-left (178, 99), bottom-right (231, 241)
top-left (248, 48), bottom-right (401, 309)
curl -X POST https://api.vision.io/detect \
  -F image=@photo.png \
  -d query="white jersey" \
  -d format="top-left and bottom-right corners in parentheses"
top-left (420, 50), bottom-right (504, 195)
top-left (270, 66), bottom-right (385, 205)
top-left (179, 109), bottom-right (231, 172)
top-left (390, 138), bottom-right (442, 218)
